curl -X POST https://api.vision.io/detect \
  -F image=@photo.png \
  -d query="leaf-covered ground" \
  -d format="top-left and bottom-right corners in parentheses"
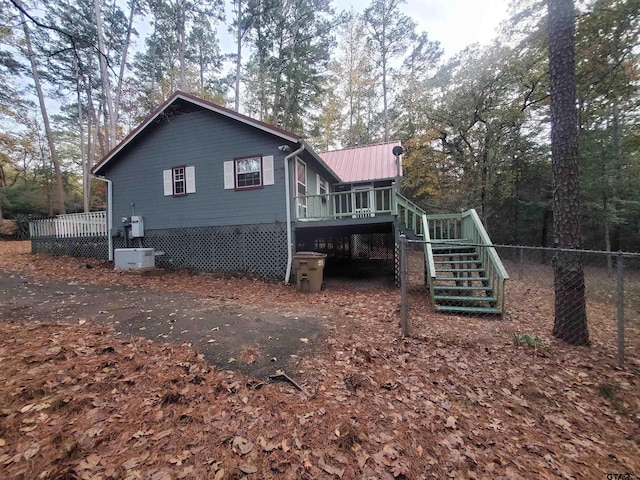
top-left (0, 241), bottom-right (639, 479)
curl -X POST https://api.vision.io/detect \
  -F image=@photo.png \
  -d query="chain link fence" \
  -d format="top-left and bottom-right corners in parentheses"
top-left (399, 238), bottom-right (640, 367)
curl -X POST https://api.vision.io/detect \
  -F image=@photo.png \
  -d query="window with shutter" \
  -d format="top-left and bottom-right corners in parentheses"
top-left (236, 156), bottom-right (262, 188)
top-left (163, 165), bottom-right (195, 197)
top-left (226, 155), bottom-right (275, 190)
top-left (173, 166), bottom-right (186, 195)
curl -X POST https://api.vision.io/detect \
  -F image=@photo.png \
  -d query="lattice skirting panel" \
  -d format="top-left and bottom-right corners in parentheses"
top-left (113, 223), bottom-right (288, 278)
top-left (350, 233), bottom-right (394, 260)
top-left (31, 236), bottom-right (109, 260)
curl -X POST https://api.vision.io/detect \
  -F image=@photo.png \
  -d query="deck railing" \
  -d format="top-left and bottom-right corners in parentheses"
top-left (295, 186), bottom-right (394, 221)
top-left (30, 211), bottom-right (108, 238)
top-left (395, 192), bottom-right (426, 236)
top-left (426, 209), bottom-right (509, 313)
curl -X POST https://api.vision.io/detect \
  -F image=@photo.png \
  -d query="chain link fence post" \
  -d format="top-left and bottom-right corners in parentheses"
top-left (518, 247), bottom-right (524, 281)
top-left (400, 235), bottom-right (408, 337)
top-left (617, 251), bottom-right (624, 366)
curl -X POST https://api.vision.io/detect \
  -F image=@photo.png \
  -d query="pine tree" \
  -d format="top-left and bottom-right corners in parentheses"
top-left (547, 0), bottom-right (589, 345)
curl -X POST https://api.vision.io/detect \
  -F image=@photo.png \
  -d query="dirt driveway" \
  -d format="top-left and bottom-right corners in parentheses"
top-left (0, 269), bottom-right (328, 379)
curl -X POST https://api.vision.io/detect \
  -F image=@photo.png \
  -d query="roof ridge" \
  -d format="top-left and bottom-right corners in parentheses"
top-left (319, 140), bottom-right (401, 155)
top-left (92, 91), bottom-right (301, 175)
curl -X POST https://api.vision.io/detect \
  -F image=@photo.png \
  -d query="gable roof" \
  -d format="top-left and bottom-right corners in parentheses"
top-left (92, 91), bottom-right (302, 175)
top-left (319, 141), bottom-right (402, 183)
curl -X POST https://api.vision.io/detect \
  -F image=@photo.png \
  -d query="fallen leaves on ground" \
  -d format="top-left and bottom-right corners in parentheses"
top-left (0, 241), bottom-right (639, 479)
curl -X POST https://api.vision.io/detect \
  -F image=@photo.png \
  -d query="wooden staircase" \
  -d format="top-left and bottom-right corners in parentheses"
top-left (425, 210), bottom-right (508, 316)
top-left (394, 194), bottom-right (508, 316)
top-left (430, 240), bottom-right (501, 315)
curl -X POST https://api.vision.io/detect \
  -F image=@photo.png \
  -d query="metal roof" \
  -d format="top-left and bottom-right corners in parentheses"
top-left (319, 141), bottom-right (402, 183)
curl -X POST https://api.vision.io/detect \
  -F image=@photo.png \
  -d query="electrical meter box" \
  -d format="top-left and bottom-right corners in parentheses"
top-left (114, 248), bottom-right (155, 270)
top-left (130, 215), bottom-right (144, 237)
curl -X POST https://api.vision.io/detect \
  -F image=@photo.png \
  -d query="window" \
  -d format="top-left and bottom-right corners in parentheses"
top-left (316, 175), bottom-right (330, 216)
top-left (296, 159), bottom-right (307, 217)
top-left (173, 166), bottom-right (186, 195)
top-left (236, 156), bottom-right (262, 188)
top-left (317, 176), bottom-right (329, 198)
top-left (224, 155), bottom-right (274, 190)
top-left (163, 166), bottom-right (195, 197)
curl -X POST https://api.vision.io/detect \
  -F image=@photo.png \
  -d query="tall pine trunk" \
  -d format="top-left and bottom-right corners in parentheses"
top-left (547, 0), bottom-right (589, 345)
top-left (94, 0), bottom-right (115, 150)
top-left (114, 0), bottom-right (137, 129)
top-left (234, 0), bottom-right (242, 111)
top-left (20, 10), bottom-right (66, 215)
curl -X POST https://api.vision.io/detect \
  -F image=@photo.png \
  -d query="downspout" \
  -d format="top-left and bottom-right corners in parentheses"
top-left (284, 142), bottom-right (305, 284)
top-left (92, 175), bottom-right (113, 261)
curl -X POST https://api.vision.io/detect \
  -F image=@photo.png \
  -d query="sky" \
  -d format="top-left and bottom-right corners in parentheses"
top-left (214, 0), bottom-right (511, 61)
top-left (394, 0), bottom-right (511, 57)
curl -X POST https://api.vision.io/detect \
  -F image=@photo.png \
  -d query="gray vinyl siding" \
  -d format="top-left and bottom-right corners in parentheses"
top-left (301, 162), bottom-right (331, 219)
top-left (105, 109), bottom-right (295, 231)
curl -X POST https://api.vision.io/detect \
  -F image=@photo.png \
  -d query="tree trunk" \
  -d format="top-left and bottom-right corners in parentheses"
top-left (382, 55), bottom-right (389, 142)
top-left (480, 142), bottom-right (488, 223)
top-left (547, 0), bottom-right (588, 345)
top-left (94, 0), bottom-right (116, 150)
top-left (20, 10), bottom-right (66, 215)
top-left (114, 0), bottom-right (137, 138)
top-left (178, 3), bottom-right (186, 91)
top-left (603, 195), bottom-right (612, 274)
top-left (0, 167), bottom-right (5, 222)
top-left (234, 0), bottom-right (242, 112)
top-left (77, 67), bottom-right (90, 213)
top-left (281, 12), bottom-right (300, 130)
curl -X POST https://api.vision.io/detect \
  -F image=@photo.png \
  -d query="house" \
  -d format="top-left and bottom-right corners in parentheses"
top-left (88, 91), bottom-right (508, 314)
top-left (90, 91), bottom-right (406, 281)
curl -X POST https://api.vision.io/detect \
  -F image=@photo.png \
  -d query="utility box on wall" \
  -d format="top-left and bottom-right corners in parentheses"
top-left (130, 215), bottom-right (144, 237)
top-left (114, 248), bottom-right (155, 270)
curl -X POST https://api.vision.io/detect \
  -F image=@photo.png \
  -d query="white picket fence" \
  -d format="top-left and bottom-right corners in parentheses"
top-left (30, 211), bottom-right (108, 238)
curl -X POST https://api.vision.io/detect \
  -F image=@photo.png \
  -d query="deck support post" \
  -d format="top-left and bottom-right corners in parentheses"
top-left (400, 234), bottom-right (408, 337)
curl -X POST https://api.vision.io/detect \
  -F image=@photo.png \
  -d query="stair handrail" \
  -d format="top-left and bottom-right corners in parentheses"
top-left (463, 209), bottom-right (509, 280)
top-left (425, 209), bottom-right (509, 314)
top-left (462, 209), bottom-right (509, 313)
top-left (395, 192), bottom-right (427, 236)
top-left (422, 213), bottom-right (436, 305)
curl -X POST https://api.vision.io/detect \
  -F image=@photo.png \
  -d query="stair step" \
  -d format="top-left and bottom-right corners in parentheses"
top-left (431, 239), bottom-right (468, 244)
top-left (434, 295), bottom-right (497, 302)
top-left (435, 305), bottom-right (501, 314)
top-left (431, 245), bottom-right (475, 251)
top-left (436, 267), bottom-right (485, 272)
top-left (434, 285), bottom-right (492, 292)
top-left (435, 276), bottom-right (488, 282)
top-left (432, 252), bottom-right (478, 257)
top-left (434, 260), bottom-right (482, 264)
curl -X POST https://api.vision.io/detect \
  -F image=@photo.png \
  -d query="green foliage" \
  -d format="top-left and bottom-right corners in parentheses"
top-left (363, 0), bottom-right (417, 140)
top-left (0, 0), bottom-right (637, 249)
top-left (511, 332), bottom-right (524, 347)
top-left (511, 332), bottom-right (546, 352)
top-left (523, 333), bottom-right (542, 349)
top-left (575, 0), bottom-right (640, 251)
top-left (331, 10), bottom-right (380, 147)
top-left (596, 382), bottom-right (624, 411)
top-left (11, 213), bottom-right (30, 240)
top-left (244, 0), bottom-right (335, 132)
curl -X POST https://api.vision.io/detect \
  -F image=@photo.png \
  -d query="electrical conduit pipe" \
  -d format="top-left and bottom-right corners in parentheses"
top-left (284, 142), bottom-right (305, 284)
top-left (92, 175), bottom-right (113, 261)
